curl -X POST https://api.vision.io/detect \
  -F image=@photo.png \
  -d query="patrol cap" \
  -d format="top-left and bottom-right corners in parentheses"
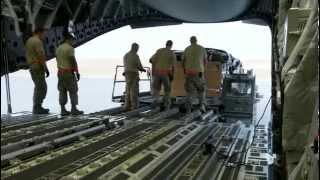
top-left (190, 36), bottom-right (197, 43)
top-left (63, 32), bottom-right (76, 41)
top-left (33, 27), bottom-right (47, 34)
top-left (166, 40), bottom-right (173, 47)
top-left (131, 43), bottom-right (139, 51)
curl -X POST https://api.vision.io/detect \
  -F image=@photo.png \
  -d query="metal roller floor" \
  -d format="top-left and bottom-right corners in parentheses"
top-left (1, 106), bottom-right (272, 180)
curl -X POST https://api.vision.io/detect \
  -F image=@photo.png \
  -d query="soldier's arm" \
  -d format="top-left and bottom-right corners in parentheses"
top-left (123, 54), bottom-right (127, 67)
top-left (122, 55), bottom-right (127, 76)
top-left (203, 48), bottom-right (208, 78)
top-left (71, 56), bottom-right (80, 81)
top-left (70, 56), bottom-right (79, 72)
top-left (35, 40), bottom-right (48, 71)
top-left (137, 56), bottom-right (146, 72)
top-left (69, 48), bottom-right (79, 73)
top-left (203, 48), bottom-right (208, 68)
top-left (182, 49), bottom-right (187, 73)
top-left (69, 48), bottom-right (80, 80)
top-left (172, 52), bottom-right (177, 75)
top-left (149, 52), bottom-right (157, 64)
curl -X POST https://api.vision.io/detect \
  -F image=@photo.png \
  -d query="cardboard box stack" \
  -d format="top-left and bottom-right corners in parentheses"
top-left (159, 61), bottom-right (222, 97)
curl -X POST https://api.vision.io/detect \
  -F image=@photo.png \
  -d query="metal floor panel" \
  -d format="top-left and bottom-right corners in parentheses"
top-left (1, 113), bottom-right (60, 133)
top-left (4, 123), bottom-right (151, 180)
top-left (1, 106), bottom-right (271, 180)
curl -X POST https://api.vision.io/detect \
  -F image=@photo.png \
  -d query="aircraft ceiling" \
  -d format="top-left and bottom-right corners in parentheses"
top-left (1, 0), bottom-right (272, 75)
top-left (140, 0), bottom-right (253, 22)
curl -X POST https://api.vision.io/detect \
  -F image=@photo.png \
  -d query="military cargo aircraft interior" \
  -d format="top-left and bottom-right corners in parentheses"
top-left (1, 0), bottom-right (318, 180)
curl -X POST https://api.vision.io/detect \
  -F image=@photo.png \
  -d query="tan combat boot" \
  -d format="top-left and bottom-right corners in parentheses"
top-left (33, 105), bottom-right (49, 114)
top-left (71, 106), bottom-right (84, 115)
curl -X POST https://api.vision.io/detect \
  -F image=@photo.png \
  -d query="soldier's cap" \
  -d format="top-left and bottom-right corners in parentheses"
top-left (63, 32), bottom-right (76, 40)
top-left (131, 43), bottom-right (139, 50)
top-left (34, 27), bottom-right (48, 34)
top-left (190, 36), bottom-right (197, 43)
top-left (166, 40), bottom-right (173, 46)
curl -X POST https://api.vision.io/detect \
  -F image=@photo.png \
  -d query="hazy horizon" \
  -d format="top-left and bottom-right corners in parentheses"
top-left (11, 57), bottom-right (271, 81)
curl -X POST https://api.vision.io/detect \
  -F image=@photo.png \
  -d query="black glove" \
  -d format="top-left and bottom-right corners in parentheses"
top-left (147, 71), bottom-right (151, 77)
top-left (169, 74), bottom-right (173, 81)
top-left (141, 69), bottom-right (146, 72)
top-left (45, 68), bottom-right (50, 78)
top-left (75, 72), bottom-right (80, 81)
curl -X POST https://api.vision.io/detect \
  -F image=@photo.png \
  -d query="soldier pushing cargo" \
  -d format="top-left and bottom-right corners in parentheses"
top-left (182, 36), bottom-right (207, 113)
top-left (25, 27), bottom-right (50, 114)
top-left (55, 32), bottom-right (83, 116)
top-left (150, 40), bottom-right (176, 110)
top-left (123, 43), bottom-right (146, 111)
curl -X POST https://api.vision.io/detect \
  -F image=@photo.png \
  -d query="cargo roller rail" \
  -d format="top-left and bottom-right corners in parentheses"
top-left (1, 106), bottom-right (273, 180)
top-left (1, 106), bottom-right (152, 147)
top-left (1, 107), bottom-right (155, 166)
top-left (1, 107), bottom-right (182, 180)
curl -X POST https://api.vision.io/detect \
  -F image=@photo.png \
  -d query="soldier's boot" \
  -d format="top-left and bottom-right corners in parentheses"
top-left (163, 105), bottom-right (170, 111)
top-left (71, 105), bottom-right (84, 115)
top-left (185, 104), bottom-right (192, 114)
top-left (123, 100), bottom-right (131, 111)
top-left (152, 98), bottom-right (159, 109)
top-left (200, 104), bottom-right (206, 113)
top-left (123, 104), bottom-right (131, 111)
top-left (129, 106), bottom-right (137, 111)
top-left (163, 100), bottom-right (171, 111)
top-left (61, 106), bottom-right (71, 116)
top-left (33, 105), bottom-right (49, 114)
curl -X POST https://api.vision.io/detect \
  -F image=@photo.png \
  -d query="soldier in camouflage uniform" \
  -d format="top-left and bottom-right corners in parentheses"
top-left (25, 28), bottom-right (50, 114)
top-left (55, 33), bottom-right (83, 116)
top-left (150, 40), bottom-right (176, 110)
top-left (123, 43), bottom-right (146, 111)
top-left (182, 36), bottom-right (207, 113)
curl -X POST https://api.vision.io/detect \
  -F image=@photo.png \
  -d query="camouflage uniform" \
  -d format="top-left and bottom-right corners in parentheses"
top-left (123, 51), bottom-right (143, 110)
top-left (150, 47), bottom-right (176, 109)
top-left (55, 43), bottom-right (79, 108)
top-left (182, 43), bottom-right (207, 112)
top-left (25, 35), bottom-right (48, 113)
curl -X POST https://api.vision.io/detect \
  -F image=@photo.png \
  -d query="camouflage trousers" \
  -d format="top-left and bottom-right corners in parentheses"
top-left (124, 72), bottom-right (139, 110)
top-left (152, 74), bottom-right (171, 109)
top-left (185, 74), bottom-right (206, 110)
top-left (30, 67), bottom-right (47, 107)
top-left (58, 72), bottom-right (78, 106)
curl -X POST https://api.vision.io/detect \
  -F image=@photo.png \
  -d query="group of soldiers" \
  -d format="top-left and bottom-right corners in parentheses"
top-left (26, 27), bottom-right (207, 115)
top-left (26, 28), bottom-right (83, 115)
top-left (123, 36), bottom-right (207, 113)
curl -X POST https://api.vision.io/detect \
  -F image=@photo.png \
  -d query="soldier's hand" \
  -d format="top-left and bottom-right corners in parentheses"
top-left (45, 69), bottom-right (50, 78)
top-left (169, 74), bottom-right (174, 81)
top-left (141, 69), bottom-right (146, 72)
top-left (75, 72), bottom-right (80, 81)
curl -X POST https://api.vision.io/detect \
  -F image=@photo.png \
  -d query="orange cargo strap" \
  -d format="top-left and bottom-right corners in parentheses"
top-left (153, 69), bottom-right (172, 75)
top-left (31, 60), bottom-right (44, 65)
top-left (58, 67), bottom-right (78, 74)
top-left (185, 69), bottom-right (199, 75)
